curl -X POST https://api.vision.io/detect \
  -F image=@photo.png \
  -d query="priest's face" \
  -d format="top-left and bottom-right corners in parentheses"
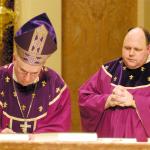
top-left (122, 27), bottom-right (150, 69)
top-left (13, 54), bottom-right (42, 86)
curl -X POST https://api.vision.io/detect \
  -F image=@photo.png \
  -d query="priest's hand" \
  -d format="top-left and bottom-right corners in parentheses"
top-left (105, 85), bottom-right (136, 109)
top-left (1, 128), bottom-right (16, 133)
top-left (112, 85), bottom-right (136, 108)
top-left (105, 94), bottom-right (123, 109)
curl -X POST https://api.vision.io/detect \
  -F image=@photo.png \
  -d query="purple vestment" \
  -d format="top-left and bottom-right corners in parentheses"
top-left (79, 58), bottom-right (150, 142)
top-left (0, 63), bottom-right (71, 133)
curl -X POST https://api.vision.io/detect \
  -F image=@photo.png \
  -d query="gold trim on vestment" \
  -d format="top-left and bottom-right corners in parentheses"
top-left (0, 101), bottom-right (3, 107)
top-left (102, 65), bottom-right (112, 78)
top-left (102, 65), bottom-right (150, 89)
top-left (3, 112), bottom-right (47, 132)
top-left (111, 83), bottom-right (150, 89)
top-left (3, 111), bottom-right (47, 122)
top-left (49, 84), bottom-right (67, 106)
top-left (33, 121), bottom-right (37, 131)
top-left (9, 119), bottom-right (12, 129)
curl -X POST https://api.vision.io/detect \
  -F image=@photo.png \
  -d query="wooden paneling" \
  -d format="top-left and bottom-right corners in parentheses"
top-left (62, 0), bottom-right (137, 131)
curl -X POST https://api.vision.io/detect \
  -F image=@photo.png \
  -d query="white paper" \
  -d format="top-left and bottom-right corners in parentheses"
top-left (58, 133), bottom-right (97, 141)
top-left (32, 133), bottom-right (97, 142)
top-left (0, 134), bottom-right (29, 142)
top-left (98, 138), bottom-right (137, 143)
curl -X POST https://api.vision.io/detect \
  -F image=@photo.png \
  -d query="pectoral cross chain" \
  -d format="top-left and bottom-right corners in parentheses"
top-left (20, 121), bottom-right (31, 133)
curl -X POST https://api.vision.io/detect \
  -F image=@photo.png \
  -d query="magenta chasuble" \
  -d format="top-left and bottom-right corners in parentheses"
top-left (79, 58), bottom-right (150, 142)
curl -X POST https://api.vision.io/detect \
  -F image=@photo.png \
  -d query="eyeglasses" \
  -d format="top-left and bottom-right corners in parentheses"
top-left (17, 66), bottom-right (40, 78)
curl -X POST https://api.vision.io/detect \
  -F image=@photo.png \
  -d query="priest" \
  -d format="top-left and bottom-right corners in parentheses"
top-left (79, 27), bottom-right (150, 141)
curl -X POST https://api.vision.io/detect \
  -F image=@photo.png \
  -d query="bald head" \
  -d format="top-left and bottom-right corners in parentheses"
top-left (123, 27), bottom-right (147, 48)
top-left (122, 27), bottom-right (150, 69)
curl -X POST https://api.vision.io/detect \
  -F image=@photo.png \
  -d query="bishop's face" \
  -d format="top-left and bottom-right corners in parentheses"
top-left (122, 28), bottom-right (150, 69)
top-left (13, 54), bottom-right (42, 86)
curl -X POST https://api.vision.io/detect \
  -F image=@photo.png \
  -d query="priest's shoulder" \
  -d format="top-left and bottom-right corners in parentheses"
top-left (102, 57), bottom-right (122, 72)
top-left (103, 57), bottom-right (121, 68)
top-left (0, 63), bottom-right (12, 76)
top-left (42, 66), bottom-right (64, 84)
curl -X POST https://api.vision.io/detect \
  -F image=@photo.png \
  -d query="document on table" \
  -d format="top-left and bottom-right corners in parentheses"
top-left (0, 134), bottom-right (29, 141)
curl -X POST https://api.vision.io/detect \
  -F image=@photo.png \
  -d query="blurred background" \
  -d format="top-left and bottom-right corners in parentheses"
top-left (0, 0), bottom-right (149, 132)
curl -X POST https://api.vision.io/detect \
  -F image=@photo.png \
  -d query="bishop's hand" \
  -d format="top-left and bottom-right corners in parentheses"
top-left (1, 128), bottom-right (16, 133)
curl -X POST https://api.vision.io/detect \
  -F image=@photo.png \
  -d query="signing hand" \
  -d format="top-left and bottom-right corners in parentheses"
top-left (1, 128), bottom-right (16, 134)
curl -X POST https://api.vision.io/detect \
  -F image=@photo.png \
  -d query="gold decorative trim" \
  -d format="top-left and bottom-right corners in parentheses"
top-left (15, 43), bottom-right (49, 65)
top-left (9, 119), bottom-right (12, 129)
top-left (4, 63), bottom-right (12, 69)
top-left (111, 83), bottom-right (150, 89)
top-left (102, 65), bottom-right (112, 78)
top-left (129, 75), bottom-right (134, 80)
top-left (8, 63), bottom-right (12, 68)
top-left (33, 120), bottom-right (37, 131)
top-left (29, 25), bottom-right (48, 54)
top-left (5, 76), bottom-right (10, 83)
top-left (49, 84), bottom-right (67, 106)
top-left (3, 102), bottom-right (7, 108)
top-left (3, 111), bottom-right (47, 122)
top-left (102, 65), bottom-right (150, 89)
top-left (42, 80), bottom-right (47, 87)
top-left (0, 101), bottom-right (3, 107)
top-left (0, 90), bottom-right (5, 97)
